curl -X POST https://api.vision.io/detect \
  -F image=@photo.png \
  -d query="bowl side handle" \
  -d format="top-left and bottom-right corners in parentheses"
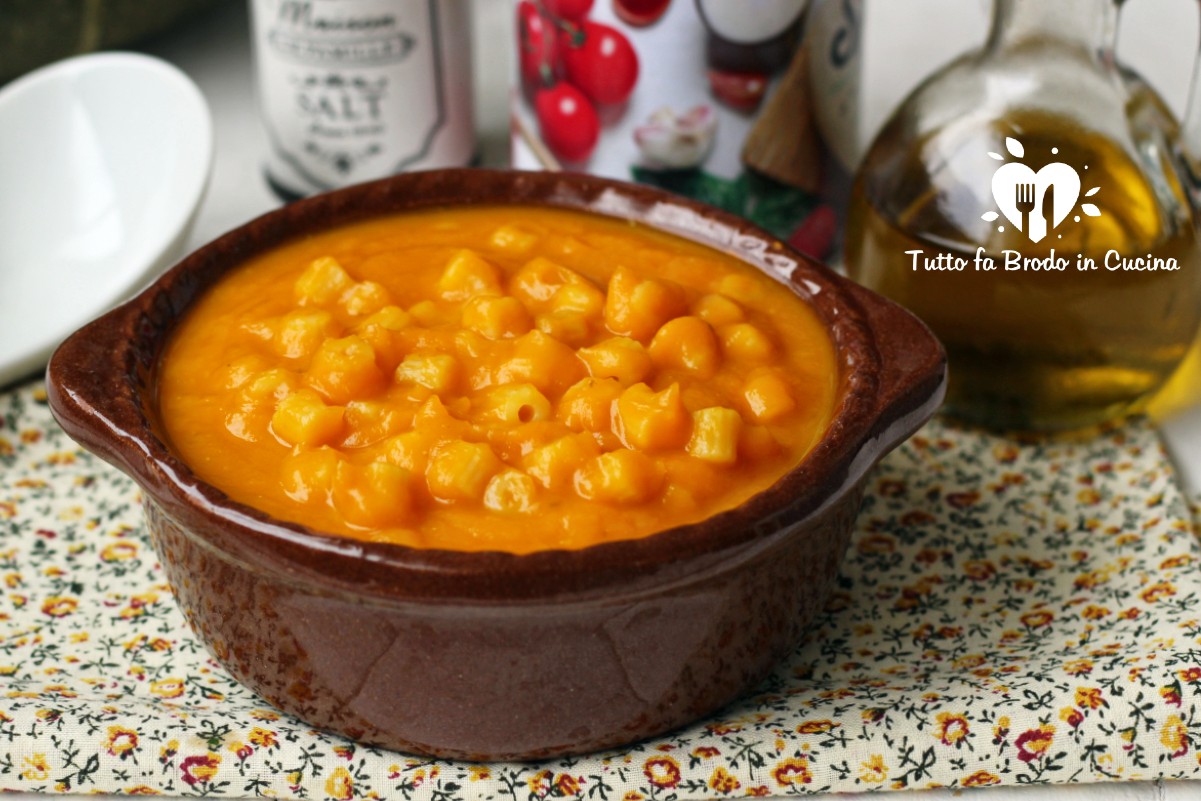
top-left (45, 302), bottom-right (160, 482)
top-left (844, 280), bottom-right (948, 447)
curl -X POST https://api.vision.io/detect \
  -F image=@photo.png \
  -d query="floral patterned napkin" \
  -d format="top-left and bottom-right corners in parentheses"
top-left (1, 380), bottom-right (1199, 798)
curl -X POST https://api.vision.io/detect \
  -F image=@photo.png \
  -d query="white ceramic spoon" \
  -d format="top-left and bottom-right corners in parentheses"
top-left (0, 52), bottom-right (212, 387)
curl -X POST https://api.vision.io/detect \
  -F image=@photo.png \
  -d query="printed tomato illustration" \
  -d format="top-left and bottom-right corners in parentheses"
top-left (517, 1), bottom-right (558, 91)
top-left (707, 69), bottom-right (768, 113)
top-left (613, 0), bottom-right (672, 26)
top-left (559, 20), bottom-right (640, 106)
top-left (544, 0), bottom-right (595, 22)
top-left (535, 82), bottom-right (600, 162)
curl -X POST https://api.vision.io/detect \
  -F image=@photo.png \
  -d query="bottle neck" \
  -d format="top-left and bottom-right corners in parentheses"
top-left (986, 0), bottom-right (1119, 65)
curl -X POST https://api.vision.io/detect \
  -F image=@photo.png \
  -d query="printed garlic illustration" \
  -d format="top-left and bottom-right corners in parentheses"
top-left (634, 105), bottom-right (717, 169)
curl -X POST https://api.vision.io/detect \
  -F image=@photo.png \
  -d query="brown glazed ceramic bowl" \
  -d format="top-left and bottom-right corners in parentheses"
top-left (47, 169), bottom-right (945, 761)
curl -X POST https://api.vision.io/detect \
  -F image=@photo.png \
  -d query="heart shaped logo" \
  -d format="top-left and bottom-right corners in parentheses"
top-left (991, 161), bottom-right (1081, 243)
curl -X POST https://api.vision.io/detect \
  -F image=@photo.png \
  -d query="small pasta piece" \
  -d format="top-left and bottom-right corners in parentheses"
top-left (648, 316), bottom-right (720, 377)
top-left (359, 305), bottom-right (412, 331)
top-left (408, 300), bottom-right (444, 326)
top-left (686, 407), bottom-right (742, 465)
top-left (240, 368), bottom-right (300, 405)
top-left (224, 402), bottom-right (272, 443)
top-left (535, 310), bottom-right (592, 346)
top-left (244, 310), bottom-right (339, 361)
top-left (613, 382), bottom-right (690, 452)
top-left (489, 225), bottom-right (539, 255)
top-left (395, 353), bottom-right (459, 394)
top-left (275, 311), bottom-right (339, 361)
top-left (271, 389), bottom-right (346, 447)
top-left (483, 469), bottom-right (539, 513)
top-left (426, 440), bottom-right (502, 502)
top-left (495, 330), bottom-right (585, 395)
top-left (454, 329), bottom-right (489, 360)
top-left (437, 249), bottom-right (502, 301)
top-left (557, 376), bottom-right (623, 432)
top-left (382, 430), bottom-right (433, 474)
top-left (339, 280), bottom-right (392, 317)
top-left (743, 369), bottom-right (796, 422)
top-left (342, 400), bottom-right (407, 448)
top-left (719, 323), bottom-right (774, 363)
top-left (306, 336), bottom-right (386, 404)
top-left (354, 305), bottom-right (411, 370)
top-left (604, 266), bottom-right (686, 342)
top-left (228, 372), bottom-right (296, 441)
top-left (222, 354), bottom-right (270, 391)
top-left (575, 449), bottom-right (664, 505)
top-left (661, 483), bottom-right (699, 514)
top-left (445, 396), bottom-right (472, 418)
top-left (550, 281), bottom-right (605, 319)
top-left (664, 456), bottom-right (720, 502)
top-left (693, 293), bottom-right (744, 326)
top-left (281, 447), bottom-right (341, 504)
top-left (413, 395), bottom-right (471, 441)
top-left (487, 420), bottom-right (572, 465)
top-left (475, 383), bottom-right (552, 425)
top-left (510, 256), bottom-right (588, 308)
top-left (716, 272), bottom-right (766, 305)
top-left (295, 256), bottom-right (353, 306)
top-left (333, 461), bottom-right (414, 528)
top-left (461, 295), bottom-right (534, 340)
top-left (397, 326), bottom-right (457, 355)
top-left (524, 433), bottom-right (600, 491)
top-left (577, 336), bottom-right (652, 385)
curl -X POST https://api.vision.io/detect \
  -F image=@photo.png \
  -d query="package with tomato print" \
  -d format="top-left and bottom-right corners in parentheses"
top-left (512, 0), bottom-right (862, 262)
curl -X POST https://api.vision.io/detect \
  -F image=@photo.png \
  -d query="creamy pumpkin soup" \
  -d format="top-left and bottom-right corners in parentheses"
top-left (156, 206), bottom-right (838, 553)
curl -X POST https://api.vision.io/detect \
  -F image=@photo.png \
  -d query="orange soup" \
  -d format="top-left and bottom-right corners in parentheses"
top-left (157, 206), bottom-right (839, 553)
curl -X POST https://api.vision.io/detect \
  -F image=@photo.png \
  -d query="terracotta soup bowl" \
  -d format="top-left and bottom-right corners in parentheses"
top-left (47, 169), bottom-right (945, 760)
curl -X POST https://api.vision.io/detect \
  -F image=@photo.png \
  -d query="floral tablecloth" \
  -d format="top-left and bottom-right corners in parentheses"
top-left (0, 380), bottom-right (1199, 798)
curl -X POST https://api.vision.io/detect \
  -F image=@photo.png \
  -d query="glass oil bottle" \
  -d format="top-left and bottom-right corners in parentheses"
top-left (845, 0), bottom-right (1201, 431)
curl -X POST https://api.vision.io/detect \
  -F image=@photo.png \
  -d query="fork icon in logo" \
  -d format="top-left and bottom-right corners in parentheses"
top-left (1014, 183), bottom-right (1036, 236)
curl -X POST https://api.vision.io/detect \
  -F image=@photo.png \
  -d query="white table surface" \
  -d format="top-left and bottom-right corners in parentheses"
top-left (8, 0), bottom-right (1200, 798)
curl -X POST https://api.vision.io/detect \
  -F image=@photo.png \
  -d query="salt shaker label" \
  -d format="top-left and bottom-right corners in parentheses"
top-left (251, 0), bottom-right (473, 196)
